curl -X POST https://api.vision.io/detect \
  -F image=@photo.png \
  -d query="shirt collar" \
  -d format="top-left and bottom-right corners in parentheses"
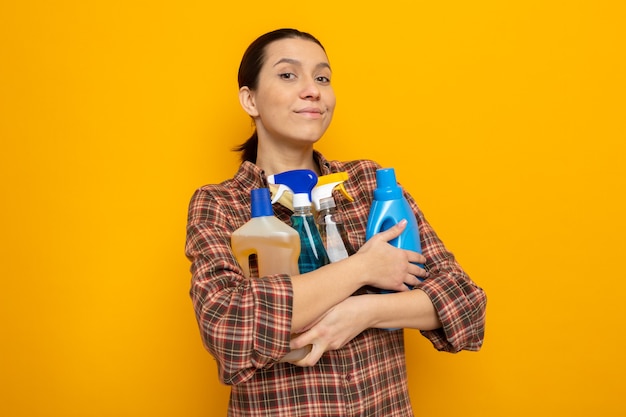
top-left (233, 150), bottom-right (333, 211)
top-left (314, 150), bottom-right (333, 176)
top-left (233, 160), bottom-right (268, 190)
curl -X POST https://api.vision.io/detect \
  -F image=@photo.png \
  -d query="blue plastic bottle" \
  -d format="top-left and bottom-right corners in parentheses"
top-left (268, 169), bottom-right (330, 274)
top-left (365, 168), bottom-right (424, 283)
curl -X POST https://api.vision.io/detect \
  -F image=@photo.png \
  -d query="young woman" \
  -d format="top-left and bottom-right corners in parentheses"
top-left (186, 28), bottom-right (487, 416)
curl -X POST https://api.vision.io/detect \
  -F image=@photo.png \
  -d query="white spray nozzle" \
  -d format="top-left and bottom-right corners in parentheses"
top-left (269, 184), bottom-right (291, 204)
top-left (311, 172), bottom-right (353, 211)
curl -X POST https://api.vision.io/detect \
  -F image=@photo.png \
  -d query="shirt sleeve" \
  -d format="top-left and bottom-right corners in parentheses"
top-left (185, 187), bottom-right (294, 385)
top-left (408, 193), bottom-right (488, 353)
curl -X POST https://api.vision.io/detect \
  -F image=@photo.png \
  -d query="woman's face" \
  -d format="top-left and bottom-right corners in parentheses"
top-left (241, 37), bottom-right (336, 148)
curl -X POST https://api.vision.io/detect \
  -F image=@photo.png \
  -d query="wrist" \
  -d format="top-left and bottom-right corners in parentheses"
top-left (346, 253), bottom-right (370, 288)
top-left (352, 294), bottom-right (377, 329)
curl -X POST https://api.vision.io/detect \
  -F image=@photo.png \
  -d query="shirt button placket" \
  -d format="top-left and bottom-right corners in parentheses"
top-left (342, 366), bottom-right (361, 416)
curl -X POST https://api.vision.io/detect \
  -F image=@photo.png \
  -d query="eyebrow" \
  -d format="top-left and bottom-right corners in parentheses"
top-left (273, 58), bottom-right (332, 71)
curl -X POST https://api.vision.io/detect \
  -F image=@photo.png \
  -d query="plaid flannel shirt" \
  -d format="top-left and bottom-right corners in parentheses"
top-left (186, 151), bottom-right (487, 416)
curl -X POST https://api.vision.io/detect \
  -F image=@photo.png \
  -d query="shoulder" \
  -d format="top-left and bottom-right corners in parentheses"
top-left (329, 158), bottom-right (381, 177)
top-left (329, 158), bottom-right (382, 179)
top-left (192, 176), bottom-right (243, 202)
top-left (187, 177), bottom-right (249, 226)
top-left (190, 161), bottom-right (258, 208)
top-left (326, 158), bottom-right (383, 199)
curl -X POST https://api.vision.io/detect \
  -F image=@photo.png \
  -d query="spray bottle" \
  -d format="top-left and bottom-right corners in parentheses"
top-left (365, 167), bottom-right (424, 287)
top-left (311, 172), bottom-right (357, 262)
top-left (268, 169), bottom-right (330, 273)
top-left (231, 188), bottom-right (301, 278)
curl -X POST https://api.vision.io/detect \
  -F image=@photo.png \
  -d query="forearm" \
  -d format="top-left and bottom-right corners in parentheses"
top-left (290, 220), bottom-right (427, 333)
top-left (287, 289), bottom-right (442, 367)
top-left (290, 255), bottom-right (366, 332)
top-left (363, 290), bottom-right (442, 331)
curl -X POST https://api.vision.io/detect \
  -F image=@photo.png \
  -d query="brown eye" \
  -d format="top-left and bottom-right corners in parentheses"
top-left (316, 76), bottom-right (330, 84)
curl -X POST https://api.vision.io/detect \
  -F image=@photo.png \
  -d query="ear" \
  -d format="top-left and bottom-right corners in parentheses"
top-left (239, 86), bottom-right (259, 117)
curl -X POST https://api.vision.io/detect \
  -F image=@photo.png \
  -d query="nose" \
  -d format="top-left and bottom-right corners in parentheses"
top-left (300, 77), bottom-right (321, 100)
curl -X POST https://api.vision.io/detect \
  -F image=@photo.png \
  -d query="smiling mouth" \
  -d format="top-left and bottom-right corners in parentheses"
top-left (295, 110), bottom-right (324, 118)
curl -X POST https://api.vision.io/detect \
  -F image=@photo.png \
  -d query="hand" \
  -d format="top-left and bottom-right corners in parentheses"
top-left (279, 345), bottom-right (312, 363)
top-left (354, 219), bottom-right (428, 291)
top-left (285, 296), bottom-right (367, 367)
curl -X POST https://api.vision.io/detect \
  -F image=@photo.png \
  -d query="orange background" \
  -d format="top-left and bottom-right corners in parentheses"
top-left (1, 1), bottom-right (625, 416)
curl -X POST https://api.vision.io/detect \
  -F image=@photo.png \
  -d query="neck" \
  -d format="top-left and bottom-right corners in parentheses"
top-left (256, 142), bottom-right (319, 176)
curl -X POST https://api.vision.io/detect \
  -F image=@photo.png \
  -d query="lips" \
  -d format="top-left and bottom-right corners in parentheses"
top-left (295, 107), bottom-right (323, 115)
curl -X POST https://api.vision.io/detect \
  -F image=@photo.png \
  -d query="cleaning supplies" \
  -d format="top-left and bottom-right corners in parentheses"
top-left (268, 169), bottom-right (330, 273)
top-left (311, 172), bottom-right (356, 262)
top-left (365, 167), bottom-right (424, 283)
top-left (231, 188), bottom-right (301, 278)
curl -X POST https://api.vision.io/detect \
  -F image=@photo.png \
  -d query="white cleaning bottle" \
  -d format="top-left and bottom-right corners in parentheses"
top-left (311, 172), bottom-right (356, 262)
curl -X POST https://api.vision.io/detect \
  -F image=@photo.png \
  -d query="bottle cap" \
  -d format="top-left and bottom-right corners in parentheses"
top-left (318, 196), bottom-right (336, 211)
top-left (373, 168), bottom-right (403, 201)
top-left (250, 188), bottom-right (273, 218)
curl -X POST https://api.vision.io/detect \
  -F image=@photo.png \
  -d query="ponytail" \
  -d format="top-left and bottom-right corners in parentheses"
top-left (232, 131), bottom-right (258, 163)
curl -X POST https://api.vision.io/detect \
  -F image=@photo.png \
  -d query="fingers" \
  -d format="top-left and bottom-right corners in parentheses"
top-left (288, 343), bottom-right (323, 367)
top-left (406, 250), bottom-right (427, 266)
top-left (279, 345), bottom-right (311, 363)
top-left (372, 221), bottom-right (429, 268)
top-left (285, 334), bottom-right (319, 366)
top-left (374, 218), bottom-right (408, 242)
top-left (290, 332), bottom-right (312, 350)
top-left (407, 261), bottom-right (429, 280)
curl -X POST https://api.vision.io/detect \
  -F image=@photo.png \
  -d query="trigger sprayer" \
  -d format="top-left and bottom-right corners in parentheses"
top-left (268, 169), bottom-right (330, 273)
top-left (311, 172), bottom-right (356, 262)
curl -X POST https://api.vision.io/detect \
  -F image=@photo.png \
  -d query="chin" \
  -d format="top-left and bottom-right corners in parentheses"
top-left (296, 135), bottom-right (324, 145)
top-left (298, 128), bottom-right (329, 144)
